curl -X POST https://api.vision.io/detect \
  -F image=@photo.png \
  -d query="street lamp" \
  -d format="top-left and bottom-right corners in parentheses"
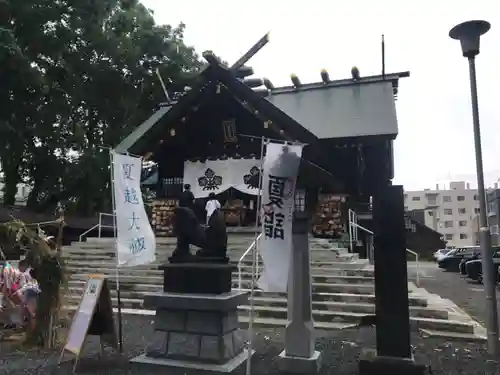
top-left (449, 20), bottom-right (498, 355)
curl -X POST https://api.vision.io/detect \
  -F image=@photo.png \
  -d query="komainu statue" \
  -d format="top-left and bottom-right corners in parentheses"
top-left (169, 207), bottom-right (228, 263)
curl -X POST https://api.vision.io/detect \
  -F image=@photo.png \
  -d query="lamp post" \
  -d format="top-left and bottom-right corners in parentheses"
top-left (449, 20), bottom-right (499, 355)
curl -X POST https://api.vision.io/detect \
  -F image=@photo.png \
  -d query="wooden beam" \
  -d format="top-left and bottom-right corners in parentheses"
top-left (230, 32), bottom-right (270, 71)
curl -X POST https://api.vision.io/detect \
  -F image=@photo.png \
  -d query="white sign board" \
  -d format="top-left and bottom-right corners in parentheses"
top-left (111, 151), bottom-right (156, 268)
top-left (258, 142), bottom-right (303, 292)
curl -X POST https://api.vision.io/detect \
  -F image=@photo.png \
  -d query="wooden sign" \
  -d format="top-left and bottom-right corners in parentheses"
top-left (59, 274), bottom-right (117, 372)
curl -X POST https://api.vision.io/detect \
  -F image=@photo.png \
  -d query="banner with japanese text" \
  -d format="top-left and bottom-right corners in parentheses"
top-left (257, 142), bottom-right (303, 292)
top-left (111, 151), bottom-right (156, 268)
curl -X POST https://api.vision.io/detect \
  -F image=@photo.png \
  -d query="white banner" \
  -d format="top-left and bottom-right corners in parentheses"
top-left (258, 142), bottom-right (303, 292)
top-left (112, 151), bottom-right (156, 268)
top-left (183, 158), bottom-right (261, 198)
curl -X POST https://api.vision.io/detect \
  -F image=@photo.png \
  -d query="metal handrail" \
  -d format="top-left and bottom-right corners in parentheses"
top-left (350, 222), bottom-right (374, 235)
top-left (350, 221), bottom-right (375, 263)
top-left (78, 224), bottom-right (100, 242)
top-left (348, 209), bottom-right (358, 253)
top-left (406, 249), bottom-right (420, 287)
top-left (238, 233), bottom-right (262, 291)
top-left (98, 212), bottom-right (115, 238)
top-left (78, 212), bottom-right (115, 242)
top-left (348, 209), bottom-right (420, 284)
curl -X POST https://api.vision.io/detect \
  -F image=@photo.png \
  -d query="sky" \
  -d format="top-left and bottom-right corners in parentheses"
top-left (141, 0), bottom-right (500, 191)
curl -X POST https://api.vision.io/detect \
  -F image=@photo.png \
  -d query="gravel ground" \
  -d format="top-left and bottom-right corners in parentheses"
top-left (2, 263), bottom-right (499, 374)
top-left (1, 314), bottom-right (500, 375)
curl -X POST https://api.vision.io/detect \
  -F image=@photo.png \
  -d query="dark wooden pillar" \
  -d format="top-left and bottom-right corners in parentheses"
top-left (359, 185), bottom-right (427, 375)
top-left (373, 185), bottom-right (411, 357)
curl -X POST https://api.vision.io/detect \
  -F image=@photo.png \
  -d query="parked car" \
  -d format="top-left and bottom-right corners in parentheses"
top-left (438, 246), bottom-right (479, 272)
top-left (465, 247), bottom-right (500, 283)
top-left (458, 247), bottom-right (481, 274)
top-left (433, 249), bottom-right (451, 262)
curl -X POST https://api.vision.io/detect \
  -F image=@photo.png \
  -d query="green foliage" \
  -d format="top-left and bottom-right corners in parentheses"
top-left (0, 0), bottom-right (203, 214)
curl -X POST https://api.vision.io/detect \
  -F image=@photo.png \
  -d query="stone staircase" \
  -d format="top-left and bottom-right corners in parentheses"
top-left (61, 235), bottom-right (486, 341)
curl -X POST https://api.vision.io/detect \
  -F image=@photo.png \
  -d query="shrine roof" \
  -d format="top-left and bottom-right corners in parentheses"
top-left (116, 60), bottom-right (408, 155)
top-left (266, 73), bottom-right (408, 140)
top-left (115, 59), bottom-right (327, 156)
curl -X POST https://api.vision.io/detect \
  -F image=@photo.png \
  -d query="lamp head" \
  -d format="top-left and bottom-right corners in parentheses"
top-left (449, 20), bottom-right (491, 58)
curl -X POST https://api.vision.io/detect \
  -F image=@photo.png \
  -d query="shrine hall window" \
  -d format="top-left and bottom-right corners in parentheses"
top-left (162, 177), bottom-right (184, 198)
top-left (295, 190), bottom-right (306, 212)
top-left (222, 119), bottom-right (237, 143)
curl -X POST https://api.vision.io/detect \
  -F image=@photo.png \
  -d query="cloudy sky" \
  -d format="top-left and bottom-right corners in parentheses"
top-left (142, 0), bottom-right (499, 190)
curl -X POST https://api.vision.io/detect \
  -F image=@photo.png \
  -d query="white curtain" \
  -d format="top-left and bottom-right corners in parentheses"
top-left (183, 158), bottom-right (261, 198)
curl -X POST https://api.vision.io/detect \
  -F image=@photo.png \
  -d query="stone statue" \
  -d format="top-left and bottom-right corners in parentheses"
top-left (169, 206), bottom-right (228, 263)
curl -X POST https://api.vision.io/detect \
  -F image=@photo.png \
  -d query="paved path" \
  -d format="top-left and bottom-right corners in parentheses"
top-left (407, 261), bottom-right (498, 324)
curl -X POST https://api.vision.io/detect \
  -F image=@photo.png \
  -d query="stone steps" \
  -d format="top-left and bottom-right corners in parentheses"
top-left (78, 237), bottom-right (343, 245)
top-left (63, 266), bottom-right (375, 278)
top-left (59, 236), bottom-right (485, 341)
top-left (65, 288), bottom-right (429, 307)
top-left (62, 294), bottom-right (449, 325)
top-left (237, 305), bottom-right (472, 332)
top-left (244, 297), bottom-right (447, 319)
top-left (63, 247), bottom-right (345, 254)
top-left (62, 259), bottom-right (367, 270)
top-left (61, 253), bottom-right (358, 263)
top-left (237, 314), bottom-right (475, 334)
top-left (65, 268), bottom-right (374, 285)
top-left (66, 279), bottom-right (376, 295)
top-left (238, 316), bottom-right (358, 330)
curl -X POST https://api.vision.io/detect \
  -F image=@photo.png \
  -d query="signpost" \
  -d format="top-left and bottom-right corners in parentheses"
top-left (59, 274), bottom-right (117, 373)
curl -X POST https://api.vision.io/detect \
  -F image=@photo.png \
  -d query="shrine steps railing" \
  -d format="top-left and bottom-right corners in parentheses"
top-left (348, 208), bottom-right (420, 287)
top-left (237, 233), bottom-right (262, 291)
top-left (78, 212), bottom-right (115, 242)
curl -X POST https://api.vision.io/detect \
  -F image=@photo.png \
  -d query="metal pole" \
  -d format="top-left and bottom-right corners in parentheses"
top-left (110, 150), bottom-right (124, 353)
top-left (98, 213), bottom-right (102, 238)
top-left (468, 56), bottom-right (499, 354)
top-left (348, 210), bottom-right (353, 253)
top-left (245, 136), bottom-right (266, 375)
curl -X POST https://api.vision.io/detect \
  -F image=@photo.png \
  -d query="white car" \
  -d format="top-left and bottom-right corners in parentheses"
top-left (433, 249), bottom-right (451, 262)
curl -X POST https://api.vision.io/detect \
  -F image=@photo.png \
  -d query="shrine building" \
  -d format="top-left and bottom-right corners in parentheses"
top-left (115, 51), bottom-right (409, 240)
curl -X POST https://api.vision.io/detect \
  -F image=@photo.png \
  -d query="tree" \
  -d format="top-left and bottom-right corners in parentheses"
top-left (1, 0), bottom-right (203, 214)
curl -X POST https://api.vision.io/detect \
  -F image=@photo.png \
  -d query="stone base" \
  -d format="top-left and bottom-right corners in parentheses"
top-left (131, 349), bottom-right (254, 373)
top-left (160, 262), bottom-right (235, 294)
top-left (277, 350), bottom-right (323, 374)
top-left (358, 354), bottom-right (428, 375)
top-left (140, 291), bottom-right (249, 366)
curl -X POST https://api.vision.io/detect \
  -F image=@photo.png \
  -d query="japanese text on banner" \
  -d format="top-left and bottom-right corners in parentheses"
top-left (258, 142), bottom-right (303, 293)
top-left (112, 152), bottom-right (156, 267)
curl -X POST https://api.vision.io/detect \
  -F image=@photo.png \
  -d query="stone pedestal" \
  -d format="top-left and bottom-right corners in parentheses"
top-left (131, 263), bottom-right (251, 372)
top-left (277, 212), bottom-right (322, 374)
top-left (161, 262), bottom-right (234, 294)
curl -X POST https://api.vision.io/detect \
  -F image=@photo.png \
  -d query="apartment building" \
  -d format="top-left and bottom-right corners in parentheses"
top-left (486, 189), bottom-right (500, 246)
top-left (404, 181), bottom-right (480, 247)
